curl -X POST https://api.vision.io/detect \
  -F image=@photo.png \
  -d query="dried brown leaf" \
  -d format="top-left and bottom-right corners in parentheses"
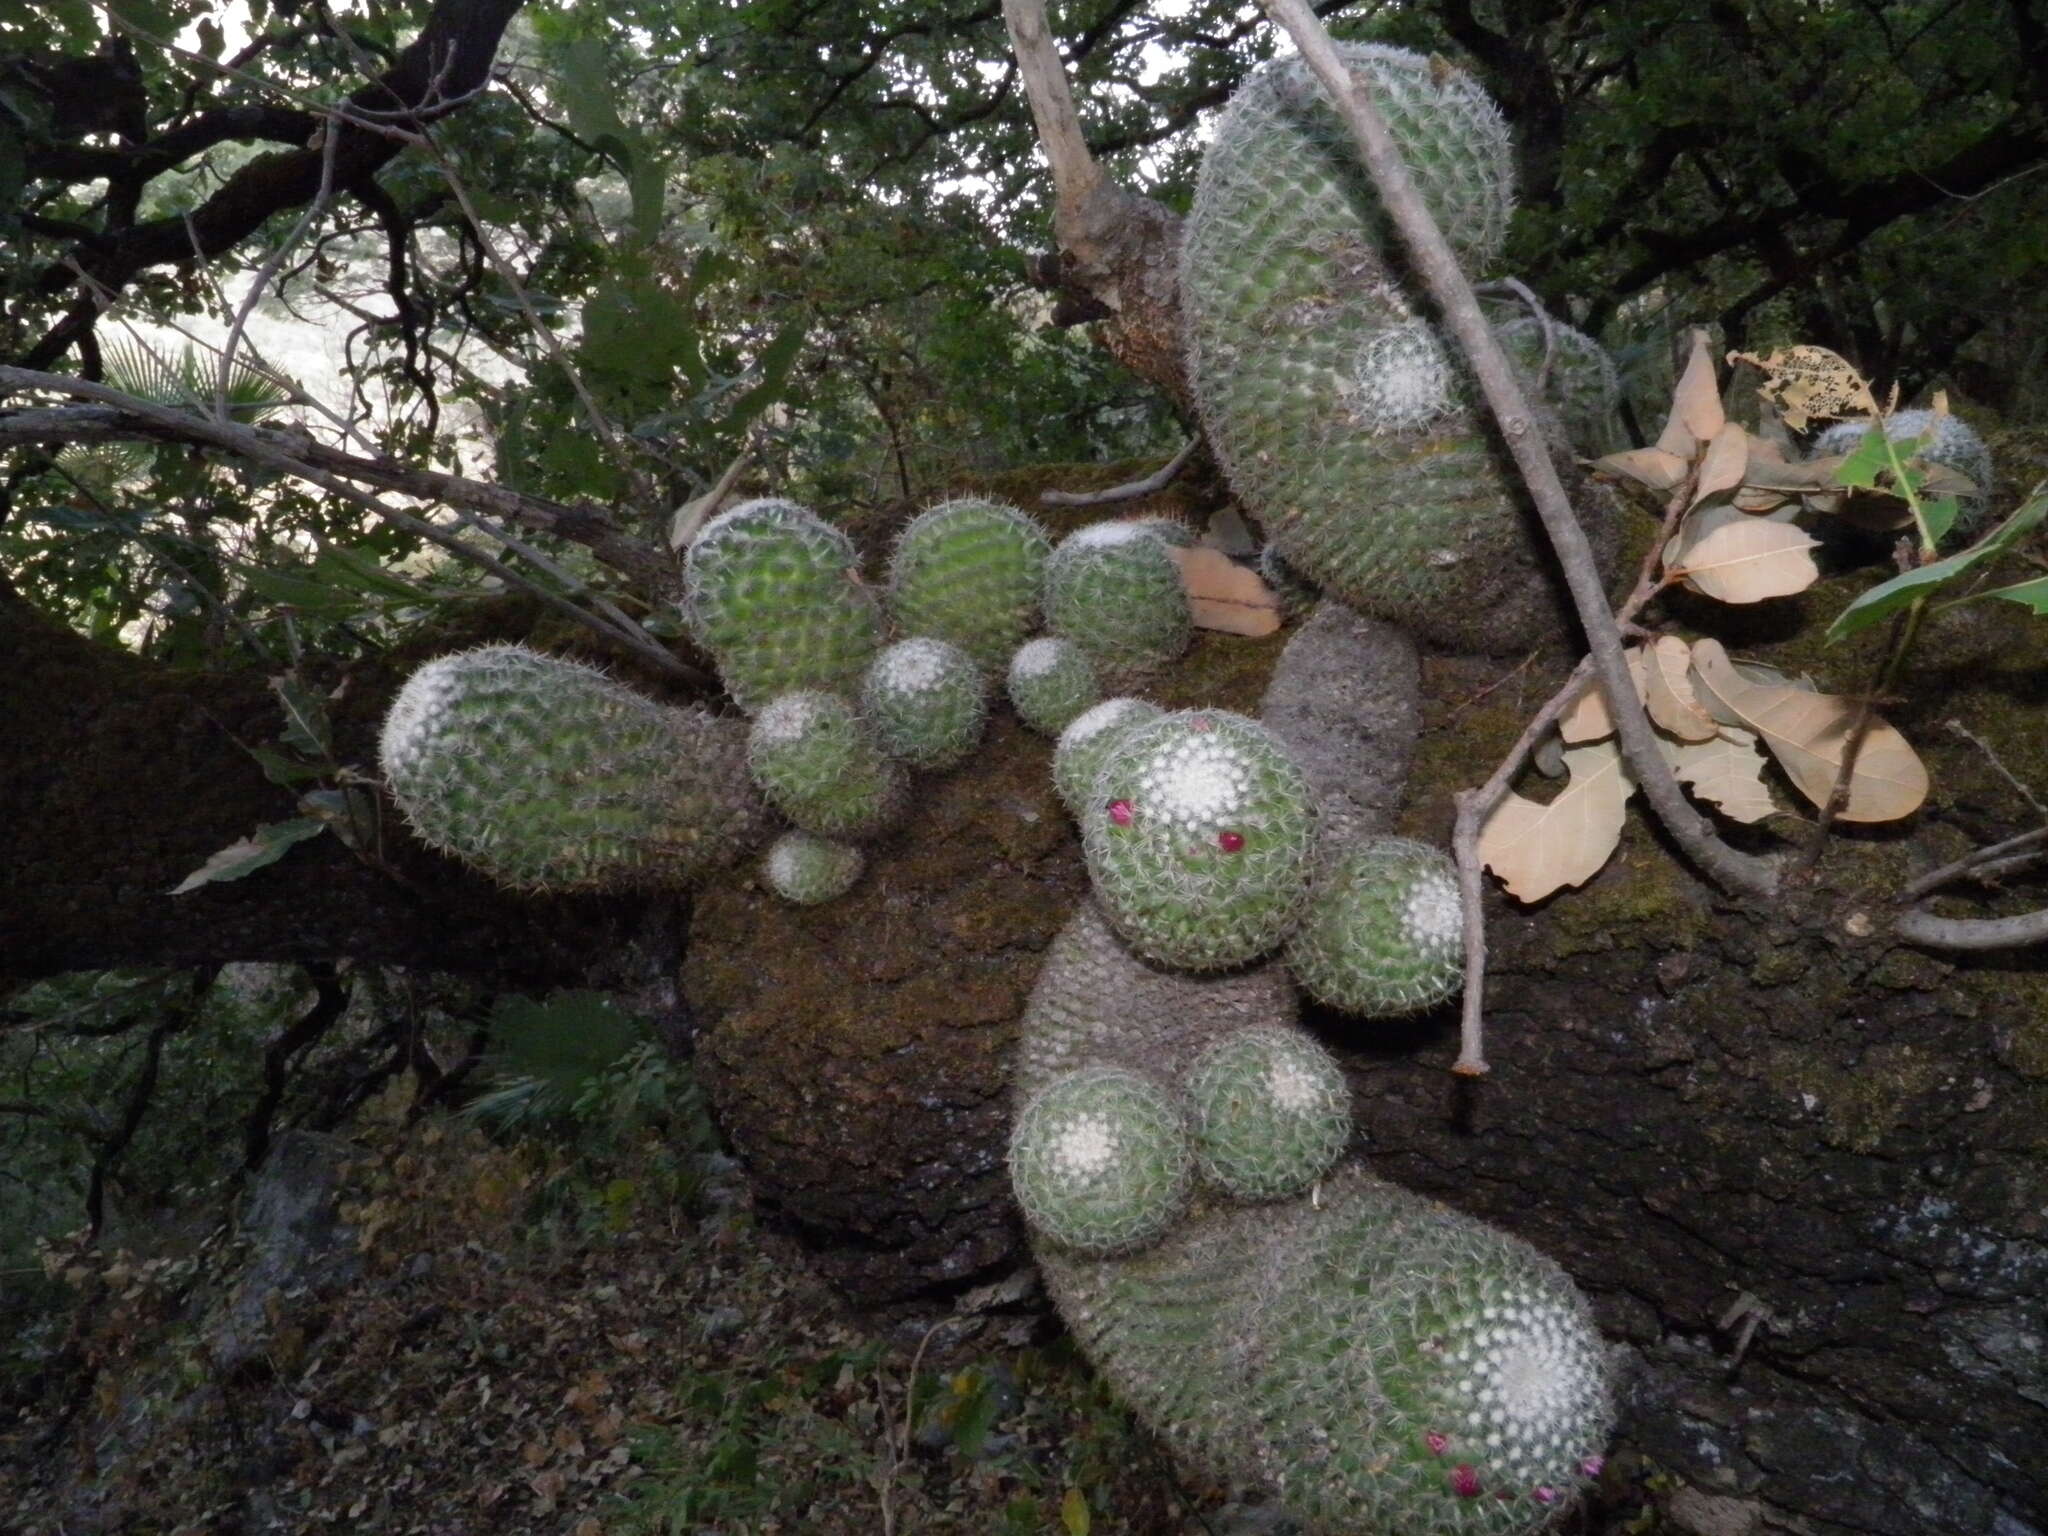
top-left (1692, 421), bottom-right (1750, 506)
top-left (1167, 545), bottom-right (1281, 636)
top-left (1642, 635), bottom-right (1719, 742)
top-left (1654, 329), bottom-right (1724, 456)
top-left (1689, 639), bottom-right (1927, 821)
top-left (1657, 725), bottom-right (1778, 823)
top-left (1729, 345), bottom-right (1876, 432)
top-left (1478, 738), bottom-right (1636, 902)
top-left (1593, 446), bottom-right (1690, 492)
top-left (1666, 504), bottom-right (1820, 602)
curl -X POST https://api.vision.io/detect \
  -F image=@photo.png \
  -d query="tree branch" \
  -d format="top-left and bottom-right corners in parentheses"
top-left (1893, 905), bottom-right (2048, 951)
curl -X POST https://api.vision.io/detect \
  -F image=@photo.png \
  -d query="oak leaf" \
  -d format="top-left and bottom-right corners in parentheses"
top-left (1479, 738), bottom-right (1636, 902)
top-left (1689, 640), bottom-right (1926, 821)
top-left (1642, 635), bottom-right (1719, 742)
top-left (1657, 725), bottom-right (1778, 823)
top-left (1167, 545), bottom-right (1281, 636)
top-left (1665, 503), bottom-right (1820, 602)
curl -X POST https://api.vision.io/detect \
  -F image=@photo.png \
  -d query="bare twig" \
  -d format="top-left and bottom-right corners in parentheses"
top-left (0, 371), bottom-right (693, 679)
top-left (1040, 437), bottom-right (1200, 506)
top-left (1893, 905), bottom-right (2048, 950)
top-left (1946, 717), bottom-right (2048, 818)
top-left (1900, 826), bottom-right (2048, 901)
top-left (1002, 0), bottom-right (1102, 212)
top-left (1258, 0), bottom-right (1777, 905)
top-left (217, 111), bottom-right (341, 420)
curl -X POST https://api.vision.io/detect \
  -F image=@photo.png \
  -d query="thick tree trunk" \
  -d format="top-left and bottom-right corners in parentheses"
top-left (684, 586), bottom-right (2048, 1535)
top-left (1, 581), bottom-right (639, 988)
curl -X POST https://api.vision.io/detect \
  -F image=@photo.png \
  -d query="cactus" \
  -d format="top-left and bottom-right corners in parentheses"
top-left (761, 829), bottom-right (864, 906)
top-left (885, 497), bottom-right (1051, 672)
top-left (1007, 636), bottom-right (1102, 736)
top-left (1009, 1063), bottom-right (1193, 1256)
top-left (1287, 835), bottom-right (1464, 1016)
top-left (1492, 312), bottom-right (1623, 456)
top-left (1052, 696), bottom-right (1164, 817)
top-left (1186, 1026), bottom-right (1349, 1200)
top-left (1257, 544), bottom-right (1320, 620)
top-left (1810, 408), bottom-right (1994, 539)
top-left (1081, 710), bottom-right (1317, 971)
top-left (682, 497), bottom-right (882, 712)
top-left (378, 644), bottom-right (765, 892)
top-left (1043, 521), bottom-right (1192, 684)
top-left (746, 690), bottom-right (906, 840)
top-left (1181, 44), bottom-right (1621, 653)
top-left (861, 636), bottom-right (987, 770)
top-left (1014, 902), bottom-right (1615, 1536)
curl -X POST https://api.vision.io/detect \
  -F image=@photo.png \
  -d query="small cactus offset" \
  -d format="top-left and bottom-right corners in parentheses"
top-left (886, 497), bottom-right (1052, 672)
top-left (1008, 636), bottom-right (1102, 736)
top-left (861, 636), bottom-right (987, 771)
top-left (761, 829), bottom-right (865, 906)
top-left (378, 644), bottom-right (765, 893)
top-left (1287, 835), bottom-right (1465, 1016)
top-left (1492, 312), bottom-right (1624, 456)
top-left (1043, 521), bottom-right (1192, 684)
top-left (1052, 696), bottom-right (1165, 817)
top-left (1185, 1026), bottom-right (1349, 1201)
top-left (1081, 710), bottom-right (1317, 971)
top-left (1009, 1064), bottom-right (1194, 1256)
top-left (683, 497), bottom-right (882, 712)
top-left (746, 690), bottom-right (906, 840)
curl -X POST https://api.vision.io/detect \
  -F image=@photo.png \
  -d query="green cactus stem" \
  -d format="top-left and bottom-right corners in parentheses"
top-left (1286, 835), bottom-right (1465, 1016)
top-left (861, 636), bottom-right (987, 770)
top-left (683, 497), bottom-right (882, 712)
top-left (886, 497), bottom-right (1052, 672)
top-left (379, 644), bottom-right (765, 893)
top-left (746, 690), bottom-right (906, 840)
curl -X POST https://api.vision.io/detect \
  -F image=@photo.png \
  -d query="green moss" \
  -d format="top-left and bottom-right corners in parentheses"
top-left (1767, 1042), bottom-right (1941, 1154)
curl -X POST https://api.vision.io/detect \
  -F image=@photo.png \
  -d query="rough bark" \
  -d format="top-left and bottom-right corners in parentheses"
top-left (0, 579), bottom-right (648, 988)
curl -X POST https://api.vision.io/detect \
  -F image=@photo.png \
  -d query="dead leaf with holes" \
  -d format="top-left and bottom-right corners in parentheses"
top-left (1658, 725), bottom-right (1778, 823)
top-left (1641, 635), bottom-right (1719, 742)
top-left (1689, 640), bottom-right (1926, 821)
top-left (1167, 545), bottom-right (1280, 636)
top-left (1728, 345), bottom-right (1877, 432)
top-left (1479, 738), bottom-right (1637, 902)
top-left (1664, 503), bottom-right (1820, 603)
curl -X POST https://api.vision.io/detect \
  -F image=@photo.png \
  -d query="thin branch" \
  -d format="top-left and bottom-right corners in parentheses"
top-left (1899, 826), bottom-right (2048, 902)
top-left (1040, 437), bottom-right (1200, 506)
top-left (0, 373), bottom-right (692, 680)
top-left (216, 109), bottom-right (342, 420)
top-left (1893, 905), bottom-right (2048, 951)
top-left (1259, 0), bottom-right (1777, 905)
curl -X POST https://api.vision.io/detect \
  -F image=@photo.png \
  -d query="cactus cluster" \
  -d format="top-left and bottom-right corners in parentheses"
top-left (885, 497), bottom-right (1051, 670)
top-left (1043, 520), bottom-right (1193, 684)
top-left (1181, 42), bottom-right (1620, 653)
top-left (1288, 835), bottom-right (1466, 1015)
top-left (377, 644), bottom-right (764, 893)
top-left (1013, 898), bottom-right (1613, 1536)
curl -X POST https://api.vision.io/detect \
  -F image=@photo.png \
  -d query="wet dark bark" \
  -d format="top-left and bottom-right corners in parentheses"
top-left (0, 578), bottom-right (637, 989)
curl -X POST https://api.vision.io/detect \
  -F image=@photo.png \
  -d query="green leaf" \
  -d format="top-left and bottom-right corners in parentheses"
top-left (725, 323), bottom-right (806, 427)
top-left (312, 545), bottom-right (433, 601)
top-left (169, 818), bottom-right (325, 895)
top-left (488, 991), bottom-right (642, 1101)
top-left (1921, 496), bottom-right (1959, 547)
top-left (1061, 1486), bottom-right (1091, 1536)
top-left (1830, 492), bottom-right (2048, 641)
top-left (271, 674), bottom-right (332, 759)
top-left (1832, 424), bottom-right (1893, 491)
top-left (246, 744), bottom-right (324, 787)
top-left (1985, 577), bottom-right (2048, 615)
